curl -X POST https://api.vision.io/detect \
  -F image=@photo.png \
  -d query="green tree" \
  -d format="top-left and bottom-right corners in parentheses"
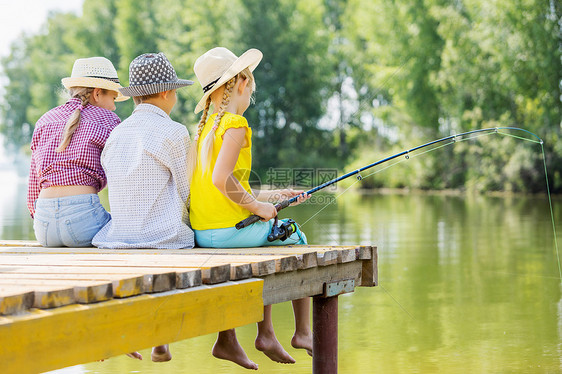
top-left (1, 38), bottom-right (33, 149)
top-left (1, 0), bottom-right (560, 193)
top-left (69, 0), bottom-right (121, 65)
top-left (432, 0), bottom-right (562, 191)
top-left (237, 0), bottom-right (337, 181)
top-left (1, 11), bottom-right (79, 150)
top-left (156, 0), bottom-right (240, 127)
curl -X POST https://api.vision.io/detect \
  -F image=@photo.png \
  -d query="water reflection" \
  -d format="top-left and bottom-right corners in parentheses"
top-left (3, 181), bottom-right (561, 373)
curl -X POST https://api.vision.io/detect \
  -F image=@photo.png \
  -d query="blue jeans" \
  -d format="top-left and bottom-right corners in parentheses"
top-left (194, 218), bottom-right (307, 248)
top-left (33, 194), bottom-right (111, 247)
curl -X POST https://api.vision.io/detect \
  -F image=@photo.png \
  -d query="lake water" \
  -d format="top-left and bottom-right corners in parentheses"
top-left (2, 172), bottom-right (561, 373)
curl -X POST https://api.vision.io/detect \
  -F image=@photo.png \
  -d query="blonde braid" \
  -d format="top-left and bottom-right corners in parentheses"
top-left (56, 87), bottom-right (93, 152)
top-left (199, 77), bottom-right (236, 173)
top-left (188, 97), bottom-right (212, 179)
top-left (194, 97), bottom-right (211, 143)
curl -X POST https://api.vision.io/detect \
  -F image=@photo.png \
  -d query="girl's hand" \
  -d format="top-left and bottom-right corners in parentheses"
top-left (288, 191), bottom-right (310, 207)
top-left (276, 188), bottom-right (307, 200)
top-left (253, 201), bottom-right (278, 221)
top-left (276, 188), bottom-right (310, 207)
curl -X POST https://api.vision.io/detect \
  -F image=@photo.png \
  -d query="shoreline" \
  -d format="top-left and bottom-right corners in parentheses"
top-left (254, 184), bottom-right (562, 200)
top-left (343, 187), bottom-right (562, 200)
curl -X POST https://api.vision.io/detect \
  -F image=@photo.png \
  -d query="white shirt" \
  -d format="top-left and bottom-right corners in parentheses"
top-left (93, 104), bottom-right (194, 249)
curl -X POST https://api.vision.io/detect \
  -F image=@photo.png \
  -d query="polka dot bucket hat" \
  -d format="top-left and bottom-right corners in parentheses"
top-left (119, 52), bottom-right (193, 97)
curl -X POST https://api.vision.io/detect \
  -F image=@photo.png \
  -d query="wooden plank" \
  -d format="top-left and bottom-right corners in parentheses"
top-left (0, 255), bottom-right (228, 268)
top-left (0, 267), bottom-right (149, 298)
top-left (0, 256), bottom-right (262, 284)
top-left (274, 255), bottom-right (298, 272)
top-left (2, 254), bottom-right (291, 279)
top-left (0, 248), bottom-right (325, 274)
top-left (230, 263), bottom-right (252, 280)
top-left (355, 245), bottom-right (372, 260)
top-left (190, 248), bottom-right (329, 255)
top-left (0, 269), bottom-right (199, 295)
top-left (0, 240), bottom-right (40, 247)
top-left (0, 285), bottom-right (75, 310)
top-left (0, 265), bottom-right (205, 287)
top-left (295, 252), bottom-right (318, 269)
top-left (0, 243), bottom-right (355, 255)
top-left (0, 279), bottom-right (264, 374)
top-left (0, 253), bottom-right (304, 267)
top-left (249, 259), bottom-right (276, 276)
top-left (337, 247), bottom-right (357, 263)
top-left (0, 266), bottom-right (200, 293)
top-left (74, 282), bottom-right (112, 304)
top-left (0, 272), bottom-right (138, 282)
top-left (0, 279), bottom-right (112, 305)
top-left (316, 250), bottom-right (338, 266)
top-left (0, 272), bottom-right (149, 293)
top-left (359, 246), bottom-right (378, 287)
top-left (142, 272), bottom-right (176, 293)
top-left (175, 269), bottom-right (202, 289)
top-left (0, 289), bottom-right (34, 315)
top-left (201, 263), bottom-right (231, 284)
top-left (261, 262), bottom-right (363, 305)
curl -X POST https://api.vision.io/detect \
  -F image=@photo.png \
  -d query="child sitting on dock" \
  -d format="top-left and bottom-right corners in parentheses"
top-left (190, 47), bottom-right (312, 370)
top-left (92, 52), bottom-right (194, 250)
top-left (27, 57), bottom-right (128, 247)
top-left (92, 52), bottom-right (195, 361)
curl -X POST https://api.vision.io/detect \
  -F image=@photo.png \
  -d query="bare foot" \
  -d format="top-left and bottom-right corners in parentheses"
top-left (291, 331), bottom-right (313, 357)
top-left (255, 334), bottom-right (296, 364)
top-left (126, 351), bottom-right (143, 360)
top-left (213, 330), bottom-right (258, 370)
top-left (151, 345), bottom-right (172, 362)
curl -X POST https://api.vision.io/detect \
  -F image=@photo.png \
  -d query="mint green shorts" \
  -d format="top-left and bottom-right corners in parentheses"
top-left (194, 218), bottom-right (307, 248)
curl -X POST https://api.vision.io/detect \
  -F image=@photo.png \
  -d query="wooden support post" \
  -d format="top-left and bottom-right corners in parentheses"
top-left (313, 294), bottom-right (338, 374)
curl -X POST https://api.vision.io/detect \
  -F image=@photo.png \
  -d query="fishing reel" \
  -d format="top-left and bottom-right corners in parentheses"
top-left (267, 217), bottom-right (297, 242)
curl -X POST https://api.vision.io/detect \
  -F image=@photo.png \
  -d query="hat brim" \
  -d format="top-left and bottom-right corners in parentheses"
top-left (61, 77), bottom-right (129, 102)
top-left (119, 79), bottom-right (194, 97)
top-left (194, 49), bottom-right (263, 113)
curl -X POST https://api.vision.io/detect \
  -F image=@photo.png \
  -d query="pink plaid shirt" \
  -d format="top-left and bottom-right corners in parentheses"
top-left (27, 98), bottom-right (121, 217)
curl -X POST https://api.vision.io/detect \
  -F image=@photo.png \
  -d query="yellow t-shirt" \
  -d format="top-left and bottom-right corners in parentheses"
top-left (190, 112), bottom-right (253, 230)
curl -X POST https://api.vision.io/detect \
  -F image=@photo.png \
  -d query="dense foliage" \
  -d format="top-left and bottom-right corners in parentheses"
top-left (1, 0), bottom-right (560, 192)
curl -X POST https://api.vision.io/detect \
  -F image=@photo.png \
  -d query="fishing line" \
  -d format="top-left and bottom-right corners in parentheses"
top-left (541, 142), bottom-right (562, 281)
top-left (299, 173), bottom-right (362, 227)
top-left (495, 131), bottom-right (560, 281)
top-left (379, 284), bottom-right (415, 321)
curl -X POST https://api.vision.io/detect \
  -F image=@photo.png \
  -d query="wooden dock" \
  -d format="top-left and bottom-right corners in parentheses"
top-left (0, 241), bottom-right (377, 374)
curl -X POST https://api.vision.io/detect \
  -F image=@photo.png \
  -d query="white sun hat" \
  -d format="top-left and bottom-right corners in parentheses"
top-left (61, 57), bottom-right (129, 102)
top-left (193, 47), bottom-right (263, 113)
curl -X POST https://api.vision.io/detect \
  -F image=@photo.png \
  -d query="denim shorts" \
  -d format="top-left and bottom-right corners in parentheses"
top-left (194, 218), bottom-right (307, 248)
top-left (33, 194), bottom-right (111, 247)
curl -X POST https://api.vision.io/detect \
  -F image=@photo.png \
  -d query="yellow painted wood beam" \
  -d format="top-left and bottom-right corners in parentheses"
top-left (0, 279), bottom-right (263, 374)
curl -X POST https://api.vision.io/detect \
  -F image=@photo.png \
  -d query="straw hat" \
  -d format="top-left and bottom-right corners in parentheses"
top-left (62, 57), bottom-right (129, 102)
top-left (119, 53), bottom-right (193, 97)
top-left (193, 47), bottom-right (263, 113)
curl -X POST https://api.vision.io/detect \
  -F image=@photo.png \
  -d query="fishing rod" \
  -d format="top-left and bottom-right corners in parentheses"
top-left (235, 126), bottom-right (542, 230)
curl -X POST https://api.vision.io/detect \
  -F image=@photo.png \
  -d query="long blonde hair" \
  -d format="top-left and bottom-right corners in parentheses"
top-left (56, 87), bottom-right (93, 152)
top-left (190, 67), bottom-right (255, 176)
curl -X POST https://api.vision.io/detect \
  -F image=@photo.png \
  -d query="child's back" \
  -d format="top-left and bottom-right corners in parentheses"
top-left (94, 104), bottom-right (193, 248)
top-left (28, 57), bottom-right (127, 248)
top-left (92, 53), bottom-right (194, 250)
